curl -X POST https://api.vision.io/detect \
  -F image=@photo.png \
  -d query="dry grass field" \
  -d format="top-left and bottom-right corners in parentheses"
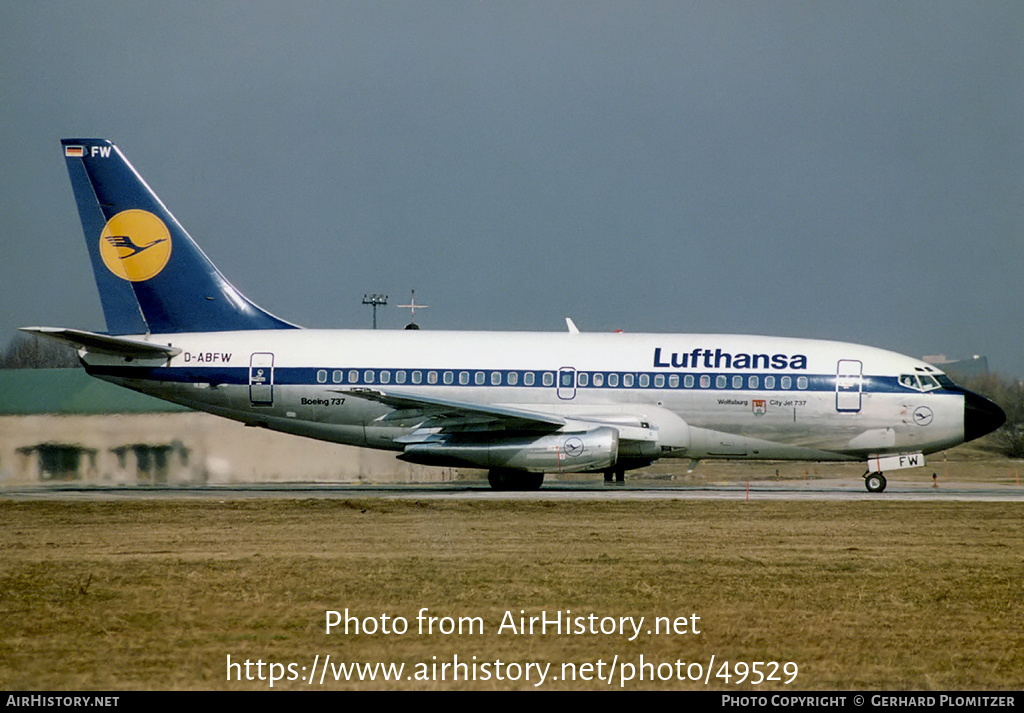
top-left (2, 462), bottom-right (1023, 690)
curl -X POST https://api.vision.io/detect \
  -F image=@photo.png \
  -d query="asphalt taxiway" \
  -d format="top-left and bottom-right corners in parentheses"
top-left (3, 479), bottom-right (1023, 502)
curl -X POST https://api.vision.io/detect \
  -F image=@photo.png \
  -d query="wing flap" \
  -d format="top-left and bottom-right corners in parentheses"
top-left (340, 387), bottom-right (566, 431)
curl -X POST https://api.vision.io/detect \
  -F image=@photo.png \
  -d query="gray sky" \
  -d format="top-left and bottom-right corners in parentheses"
top-left (2, 1), bottom-right (1022, 376)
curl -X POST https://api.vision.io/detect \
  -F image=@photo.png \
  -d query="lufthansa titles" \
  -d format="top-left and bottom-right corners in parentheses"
top-left (653, 347), bottom-right (807, 371)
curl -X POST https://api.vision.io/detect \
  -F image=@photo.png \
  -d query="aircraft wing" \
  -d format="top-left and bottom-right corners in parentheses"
top-left (340, 386), bottom-right (664, 449)
top-left (342, 386), bottom-right (667, 469)
top-left (340, 386), bottom-right (567, 433)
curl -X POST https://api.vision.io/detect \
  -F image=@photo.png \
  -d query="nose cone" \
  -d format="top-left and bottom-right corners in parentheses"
top-left (964, 390), bottom-right (1007, 443)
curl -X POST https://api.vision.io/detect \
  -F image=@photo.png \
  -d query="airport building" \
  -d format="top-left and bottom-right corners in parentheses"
top-left (921, 354), bottom-right (990, 380)
top-left (0, 369), bottom-right (448, 486)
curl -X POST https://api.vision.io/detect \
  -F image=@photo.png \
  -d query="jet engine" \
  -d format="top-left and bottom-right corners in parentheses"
top-left (397, 427), bottom-right (619, 473)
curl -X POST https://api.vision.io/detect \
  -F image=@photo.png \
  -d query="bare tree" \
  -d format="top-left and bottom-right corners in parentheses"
top-left (0, 333), bottom-right (80, 369)
top-left (955, 373), bottom-right (1024, 459)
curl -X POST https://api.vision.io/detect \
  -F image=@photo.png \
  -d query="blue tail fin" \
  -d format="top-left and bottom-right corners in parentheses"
top-left (61, 139), bottom-right (297, 334)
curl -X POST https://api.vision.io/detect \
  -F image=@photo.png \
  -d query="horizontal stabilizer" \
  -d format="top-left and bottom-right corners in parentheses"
top-left (20, 327), bottom-right (181, 359)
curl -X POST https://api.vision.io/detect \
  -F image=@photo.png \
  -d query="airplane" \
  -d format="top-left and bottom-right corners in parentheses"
top-left (23, 138), bottom-right (1006, 492)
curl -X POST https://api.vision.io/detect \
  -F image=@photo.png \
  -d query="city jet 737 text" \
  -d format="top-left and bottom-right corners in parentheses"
top-left (24, 139), bottom-right (1006, 492)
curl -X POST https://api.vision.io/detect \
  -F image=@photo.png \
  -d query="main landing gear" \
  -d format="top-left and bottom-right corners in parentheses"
top-left (863, 471), bottom-right (887, 493)
top-left (603, 467), bottom-right (626, 486)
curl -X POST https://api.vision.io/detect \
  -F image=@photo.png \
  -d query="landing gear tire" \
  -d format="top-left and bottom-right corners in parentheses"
top-left (487, 470), bottom-right (544, 491)
top-left (603, 467), bottom-right (626, 486)
top-left (864, 472), bottom-right (887, 493)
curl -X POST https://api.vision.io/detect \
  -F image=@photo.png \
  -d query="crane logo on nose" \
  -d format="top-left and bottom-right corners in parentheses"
top-left (913, 406), bottom-right (934, 426)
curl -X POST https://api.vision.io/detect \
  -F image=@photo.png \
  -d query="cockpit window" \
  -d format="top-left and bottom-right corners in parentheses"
top-left (900, 373), bottom-right (941, 392)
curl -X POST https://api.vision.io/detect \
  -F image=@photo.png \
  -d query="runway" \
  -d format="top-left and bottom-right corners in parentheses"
top-left (4, 479), bottom-right (1023, 502)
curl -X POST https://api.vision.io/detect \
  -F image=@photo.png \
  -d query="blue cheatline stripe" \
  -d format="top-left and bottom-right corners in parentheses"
top-left (87, 365), bottom-right (917, 395)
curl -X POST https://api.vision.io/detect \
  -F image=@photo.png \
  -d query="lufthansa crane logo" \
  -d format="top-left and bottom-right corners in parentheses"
top-left (99, 209), bottom-right (172, 282)
top-left (563, 437), bottom-right (585, 457)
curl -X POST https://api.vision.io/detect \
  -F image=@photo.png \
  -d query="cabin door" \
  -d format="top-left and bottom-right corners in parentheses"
top-left (249, 352), bottom-right (275, 406)
top-left (557, 367), bottom-right (577, 400)
top-left (836, 359), bottom-right (863, 413)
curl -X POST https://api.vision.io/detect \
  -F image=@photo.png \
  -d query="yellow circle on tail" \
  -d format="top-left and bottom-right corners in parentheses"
top-left (99, 210), bottom-right (172, 282)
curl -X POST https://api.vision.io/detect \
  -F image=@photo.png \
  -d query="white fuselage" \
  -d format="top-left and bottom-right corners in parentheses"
top-left (81, 329), bottom-right (967, 468)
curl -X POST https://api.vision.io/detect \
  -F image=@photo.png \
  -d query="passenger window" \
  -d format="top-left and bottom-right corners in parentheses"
top-left (593, 373), bottom-right (604, 387)
top-left (317, 370), bottom-right (327, 384)
top-left (781, 376), bottom-right (792, 390)
top-left (396, 370), bottom-right (407, 384)
top-left (364, 370), bottom-right (375, 384)
top-left (764, 375), bottom-right (775, 389)
top-left (716, 375), bottom-right (727, 388)
top-left (748, 375), bottom-right (759, 389)
top-left (380, 370), bottom-right (391, 384)
top-left (608, 374), bottom-right (620, 387)
top-left (443, 371), bottom-right (454, 385)
top-left (639, 374), bottom-right (650, 388)
top-left (412, 371), bottom-right (422, 384)
top-left (542, 372), bottom-right (554, 387)
top-left (524, 372), bottom-right (535, 386)
top-left (668, 374), bottom-right (679, 388)
top-left (797, 376), bottom-right (808, 390)
top-left (508, 372), bottom-right (519, 386)
top-left (428, 371), bottom-right (438, 384)
top-left (578, 373), bottom-right (589, 387)
top-left (475, 371), bottom-right (485, 385)
top-left (732, 375), bottom-right (743, 389)
top-left (654, 374), bottom-right (665, 388)
top-left (699, 375), bottom-right (710, 388)
top-left (623, 374), bottom-right (634, 388)
top-left (459, 371), bottom-right (469, 385)
top-left (491, 371), bottom-right (502, 385)
top-left (685, 375), bottom-right (695, 388)
top-left (348, 369), bottom-right (359, 383)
